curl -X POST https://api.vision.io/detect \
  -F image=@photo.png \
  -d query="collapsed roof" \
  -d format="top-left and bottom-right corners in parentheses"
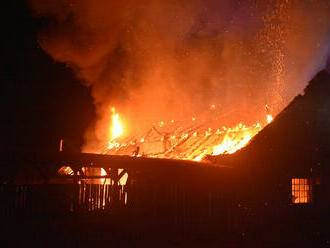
top-left (103, 117), bottom-right (263, 161)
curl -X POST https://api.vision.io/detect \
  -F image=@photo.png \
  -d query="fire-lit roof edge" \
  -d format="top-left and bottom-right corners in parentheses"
top-left (59, 152), bottom-right (231, 170)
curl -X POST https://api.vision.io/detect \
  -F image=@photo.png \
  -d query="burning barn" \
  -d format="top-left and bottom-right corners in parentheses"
top-left (2, 0), bottom-right (330, 246)
top-left (1, 70), bottom-right (330, 247)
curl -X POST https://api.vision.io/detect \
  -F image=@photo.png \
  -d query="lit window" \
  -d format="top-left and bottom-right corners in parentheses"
top-left (291, 178), bottom-right (312, 204)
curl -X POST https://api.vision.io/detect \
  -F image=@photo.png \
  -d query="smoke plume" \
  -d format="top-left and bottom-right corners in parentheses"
top-left (28, 0), bottom-right (330, 152)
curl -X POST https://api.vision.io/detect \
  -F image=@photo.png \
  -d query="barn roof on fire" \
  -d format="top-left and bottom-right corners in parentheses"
top-left (102, 115), bottom-right (264, 161)
top-left (207, 70), bottom-right (330, 173)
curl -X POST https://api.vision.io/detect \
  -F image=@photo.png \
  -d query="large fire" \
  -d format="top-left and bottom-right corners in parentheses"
top-left (103, 107), bottom-right (273, 162)
top-left (59, 108), bottom-right (273, 184)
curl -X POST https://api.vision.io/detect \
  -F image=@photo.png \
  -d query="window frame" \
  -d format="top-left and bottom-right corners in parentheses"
top-left (291, 178), bottom-right (312, 204)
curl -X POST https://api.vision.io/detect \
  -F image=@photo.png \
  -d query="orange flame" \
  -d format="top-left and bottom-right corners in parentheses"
top-left (110, 107), bottom-right (123, 140)
top-left (104, 110), bottom-right (274, 162)
top-left (212, 123), bottom-right (261, 155)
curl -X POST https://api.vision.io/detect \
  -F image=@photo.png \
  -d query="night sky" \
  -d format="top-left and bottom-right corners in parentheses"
top-left (1, 0), bottom-right (95, 153)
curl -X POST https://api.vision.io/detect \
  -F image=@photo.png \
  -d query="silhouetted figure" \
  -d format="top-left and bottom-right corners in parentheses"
top-left (133, 145), bottom-right (140, 156)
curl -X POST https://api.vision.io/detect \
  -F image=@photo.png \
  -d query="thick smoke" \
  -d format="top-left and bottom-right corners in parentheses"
top-left (29, 0), bottom-right (330, 152)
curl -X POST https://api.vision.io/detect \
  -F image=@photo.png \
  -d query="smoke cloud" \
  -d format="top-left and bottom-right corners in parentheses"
top-left (29, 0), bottom-right (330, 152)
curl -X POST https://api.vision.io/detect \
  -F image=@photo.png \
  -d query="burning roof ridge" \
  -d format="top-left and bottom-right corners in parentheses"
top-left (206, 69), bottom-right (330, 166)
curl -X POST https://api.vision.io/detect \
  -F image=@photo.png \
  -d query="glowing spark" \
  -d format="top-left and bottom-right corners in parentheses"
top-left (267, 114), bottom-right (273, 124)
